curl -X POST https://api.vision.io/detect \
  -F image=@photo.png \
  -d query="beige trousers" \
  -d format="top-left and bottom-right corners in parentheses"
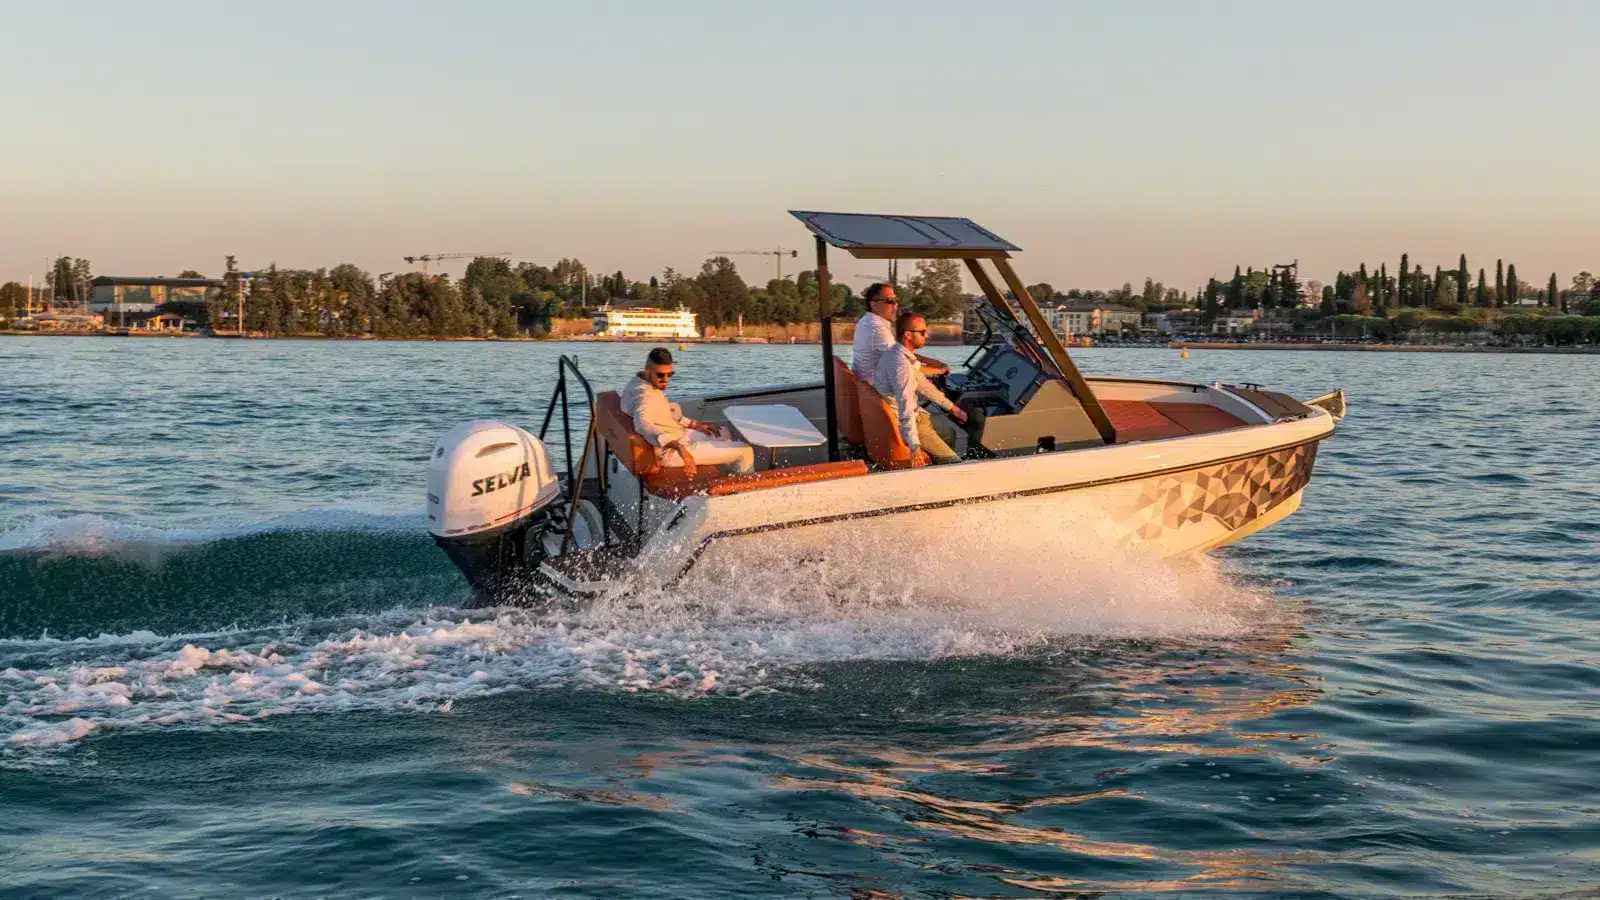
top-left (885, 401), bottom-right (961, 464)
top-left (660, 432), bottom-right (756, 474)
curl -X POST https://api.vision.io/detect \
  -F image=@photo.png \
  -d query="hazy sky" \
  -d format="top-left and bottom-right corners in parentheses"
top-left (2, 1), bottom-right (1596, 291)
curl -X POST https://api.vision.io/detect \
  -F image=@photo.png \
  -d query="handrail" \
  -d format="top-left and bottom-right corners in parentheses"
top-left (536, 354), bottom-right (608, 549)
top-left (537, 354), bottom-right (600, 489)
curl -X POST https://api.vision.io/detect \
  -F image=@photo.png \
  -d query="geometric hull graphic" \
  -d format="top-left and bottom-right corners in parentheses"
top-left (683, 441), bottom-right (1325, 586)
top-left (1108, 442), bottom-right (1319, 547)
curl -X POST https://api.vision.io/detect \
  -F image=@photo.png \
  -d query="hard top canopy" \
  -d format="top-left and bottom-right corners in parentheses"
top-left (788, 211), bottom-right (1021, 259)
top-left (797, 209), bottom-right (1117, 455)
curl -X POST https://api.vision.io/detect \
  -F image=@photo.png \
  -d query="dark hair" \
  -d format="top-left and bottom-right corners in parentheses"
top-left (646, 347), bottom-right (673, 366)
top-left (864, 282), bottom-right (895, 304)
top-left (894, 311), bottom-right (925, 340)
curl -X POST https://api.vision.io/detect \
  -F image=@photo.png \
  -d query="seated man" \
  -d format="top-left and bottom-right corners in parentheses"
top-left (620, 347), bottom-right (754, 478)
top-left (852, 282), bottom-right (950, 383)
top-left (873, 313), bottom-right (965, 466)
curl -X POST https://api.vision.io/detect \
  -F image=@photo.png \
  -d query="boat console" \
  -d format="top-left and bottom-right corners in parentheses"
top-left (945, 306), bottom-right (1104, 455)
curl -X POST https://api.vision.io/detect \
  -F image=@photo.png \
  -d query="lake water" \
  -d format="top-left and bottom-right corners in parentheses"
top-left (2, 337), bottom-right (1595, 898)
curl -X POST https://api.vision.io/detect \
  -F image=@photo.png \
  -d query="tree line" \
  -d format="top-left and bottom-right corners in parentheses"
top-left (1, 254), bottom-right (971, 337)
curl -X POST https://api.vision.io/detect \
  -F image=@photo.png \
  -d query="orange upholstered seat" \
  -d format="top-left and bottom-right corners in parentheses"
top-left (854, 378), bottom-right (925, 470)
top-left (831, 357), bottom-right (865, 447)
top-left (1102, 399), bottom-right (1188, 443)
top-left (596, 390), bottom-right (870, 499)
top-left (707, 460), bottom-right (868, 496)
top-left (1148, 401), bottom-right (1248, 435)
top-left (596, 391), bottom-right (658, 474)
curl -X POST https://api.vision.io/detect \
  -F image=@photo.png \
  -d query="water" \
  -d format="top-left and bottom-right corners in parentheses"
top-left (2, 337), bottom-right (1595, 897)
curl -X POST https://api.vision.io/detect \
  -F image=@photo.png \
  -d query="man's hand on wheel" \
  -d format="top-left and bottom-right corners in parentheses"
top-left (950, 406), bottom-right (968, 425)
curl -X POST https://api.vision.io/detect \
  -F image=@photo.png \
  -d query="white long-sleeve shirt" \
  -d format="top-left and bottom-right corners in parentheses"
top-left (873, 344), bottom-right (927, 450)
top-left (850, 311), bottom-right (895, 382)
top-left (619, 374), bottom-right (690, 453)
top-left (852, 311), bottom-right (956, 413)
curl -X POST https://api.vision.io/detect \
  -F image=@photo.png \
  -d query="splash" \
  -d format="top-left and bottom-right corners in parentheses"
top-left (0, 505), bottom-right (421, 556)
top-left (1, 502), bottom-right (1281, 755)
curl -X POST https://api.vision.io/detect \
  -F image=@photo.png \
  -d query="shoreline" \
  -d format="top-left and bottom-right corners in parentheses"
top-left (0, 330), bottom-right (965, 346)
top-left (1168, 341), bottom-right (1600, 354)
top-left (5, 331), bottom-right (1594, 353)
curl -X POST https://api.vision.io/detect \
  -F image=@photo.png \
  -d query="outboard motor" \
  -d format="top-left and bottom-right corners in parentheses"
top-left (427, 420), bottom-right (562, 598)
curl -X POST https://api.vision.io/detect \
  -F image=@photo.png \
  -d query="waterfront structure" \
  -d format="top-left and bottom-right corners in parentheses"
top-left (1048, 302), bottom-right (1142, 338)
top-left (14, 311), bottom-right (103, 331)
top-left (90, 277), bottom-right (222, 320)
top-left (1212, 308), bottom-right (1262, 336)
top-left (592, 305), bottom-right (698, 339)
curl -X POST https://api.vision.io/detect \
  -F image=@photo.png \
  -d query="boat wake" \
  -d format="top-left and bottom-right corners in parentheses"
top-left (1, 504), bottom-right (1286, 756)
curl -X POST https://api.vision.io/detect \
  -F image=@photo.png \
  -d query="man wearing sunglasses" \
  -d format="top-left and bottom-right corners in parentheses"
top-left (872, 313), bottom-right (962, 466)
top-left (621, 347), bottom-right (754, 478)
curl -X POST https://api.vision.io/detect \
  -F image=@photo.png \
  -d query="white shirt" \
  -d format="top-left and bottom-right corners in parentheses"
top-left (873, 344), bottom-right (926, 450)
top-left (619, 374), bottom-right (689, 451)
top-left (851, 310), bottom-right (895, 382)
top-left (852, 311), bottom-right (956, 413)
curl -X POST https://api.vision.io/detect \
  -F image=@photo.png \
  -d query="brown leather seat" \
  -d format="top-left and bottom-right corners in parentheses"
top-left (1103, 399), bottom-right (1187, 443)
top-left (854, 378), bottom-right (926, 470)
top-left (831, 357), bottom-right (865, 447)
top-left (596, 390), bottom-right (657, 474)
top-left (596, 390), bottom-right (870, 499)
top-left (1148, 401), bottom-right (1248, 435)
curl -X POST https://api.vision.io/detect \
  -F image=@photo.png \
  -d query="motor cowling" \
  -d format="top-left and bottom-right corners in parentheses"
top-left (427, 420), bottom-right (560, 540)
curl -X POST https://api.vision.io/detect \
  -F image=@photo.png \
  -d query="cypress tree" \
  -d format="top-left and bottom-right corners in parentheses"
top-left (1379, 263), bottom-right (1389, 311)
top-left (1477, 268), bottom-right (1487, 307)
top-left (1399, 253), bottom-right (1410, 307)
top-left (1495, 259), bottom-right (1504, 307)
top-left (1506, 263), bottom-right (1518, 306)
top-left (1549, 273), bottom-right (1560, 310)
top-left (1458, 254), bottom-right (1469, 307)
top-left (1433, 265), bottom-right (1444, 306)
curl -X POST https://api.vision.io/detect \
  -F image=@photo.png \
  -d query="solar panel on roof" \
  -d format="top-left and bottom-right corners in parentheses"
top-left (788, 211), bottom-right (1021, 253)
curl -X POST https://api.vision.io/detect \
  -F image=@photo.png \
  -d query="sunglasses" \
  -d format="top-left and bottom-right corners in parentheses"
top-left (651, 371), bottom-right (674, 381)
top-left (906, 329), bottom-right (927, 335)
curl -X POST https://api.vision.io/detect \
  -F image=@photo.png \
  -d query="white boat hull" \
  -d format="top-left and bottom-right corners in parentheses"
top-left (544, 408), bottom-right (1333, 599)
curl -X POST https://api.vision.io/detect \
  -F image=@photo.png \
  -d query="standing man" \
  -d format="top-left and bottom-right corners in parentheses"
top-left (874, 313), bottom-right (963, 466)
top-left (621, 347), bottom-right (755, 477)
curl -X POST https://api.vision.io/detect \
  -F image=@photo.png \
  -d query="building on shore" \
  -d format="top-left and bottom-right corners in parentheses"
top-left (1047, 302), bottom-right (1142, 339)
top-left (90, 276), bottom-right (222, 325)
top-left (591, 305), bottom-right (699, 339)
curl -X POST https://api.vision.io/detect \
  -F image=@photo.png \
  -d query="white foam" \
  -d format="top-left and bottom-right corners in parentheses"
top-left (1, 507), bottom-right (1282, 755)
top-left (0, 504), bottom-right (422, 555)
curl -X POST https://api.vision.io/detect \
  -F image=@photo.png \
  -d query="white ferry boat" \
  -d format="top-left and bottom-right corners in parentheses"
top-left (592, 305), bottom-right (698, 339)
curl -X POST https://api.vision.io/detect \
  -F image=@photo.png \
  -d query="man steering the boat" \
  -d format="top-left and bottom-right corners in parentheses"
top-left (875, 313), bottom-right (962, 466)
top-left (853, 283), bottom-right (967, 463)
top-left (621, 347), bottom-right (755, 478)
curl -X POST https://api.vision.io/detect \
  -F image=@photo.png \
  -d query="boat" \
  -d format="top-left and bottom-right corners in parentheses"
top-left (426, 212), bottom-right (1347, 603)
top-left (591, 304), bottom-right (699, 339)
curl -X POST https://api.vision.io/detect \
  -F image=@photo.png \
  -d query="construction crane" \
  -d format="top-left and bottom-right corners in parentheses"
top-left (710, 248), bottom-right (800, 281)
top-left (402, 251), bottom-right (512, 277)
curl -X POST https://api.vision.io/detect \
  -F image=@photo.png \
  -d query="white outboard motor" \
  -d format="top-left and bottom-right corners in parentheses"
top-left (427, 420), bottom-right (562, 597)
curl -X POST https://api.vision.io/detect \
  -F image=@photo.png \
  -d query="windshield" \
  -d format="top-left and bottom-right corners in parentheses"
top-left (967, 301), bottom-right (1061, 378)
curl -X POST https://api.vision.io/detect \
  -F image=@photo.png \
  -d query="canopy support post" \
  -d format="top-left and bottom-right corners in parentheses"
top-left (816, 235), bottom-right (839, 462)
top-left (989, 257), bottom-right (1118, 445)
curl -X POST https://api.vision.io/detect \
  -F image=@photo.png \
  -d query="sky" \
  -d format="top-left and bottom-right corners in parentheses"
top-left (2, 0), bottom-right (1597, 292)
